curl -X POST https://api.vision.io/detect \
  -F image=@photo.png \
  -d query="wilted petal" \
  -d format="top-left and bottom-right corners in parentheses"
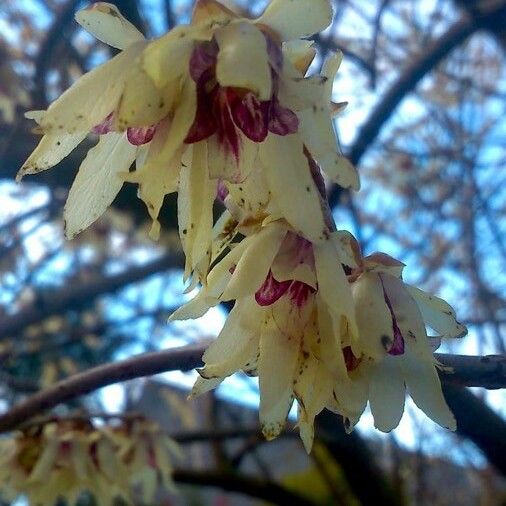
top-left (260, 134), bottom-right (328, 242)
top-left (215, 22), bottom-right (272, 101)
top-left (64, 132), bottom-right (136, 238)
top-left (40, 41), bottom-right (146, 134)
top-left (75, 2), bottom-right (144, 50)
top-left (406, 285), bottom-right (467, 339)
top-left (257, 0), bottom-right (333, 41)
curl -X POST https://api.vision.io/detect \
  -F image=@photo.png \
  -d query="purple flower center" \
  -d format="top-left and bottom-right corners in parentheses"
top-left (185, 37), bottom-right (298, 153)
top-left (379, 275), bottom-right (405, 356)
top-left (255, 270), bottom-right (315, 308)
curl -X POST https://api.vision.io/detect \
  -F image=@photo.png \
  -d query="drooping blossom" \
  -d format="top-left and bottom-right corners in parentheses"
top-left (0, 418), bottom-right (180, 505)
top-left (17, 3), bottom-right (158, 240)
top-left (0, 421), bottom-right (125, 505)
top-left (171, 220), bottom-right (360, 451)
top-left (19, 0), bottom-right (358, 287)
top-left (335, 250), bottom-right (467, 432)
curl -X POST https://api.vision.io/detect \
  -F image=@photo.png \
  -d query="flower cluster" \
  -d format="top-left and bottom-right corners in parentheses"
top-left (19, 0), bottom-right (467, 452)
top-left (0, 418), bottom-right (180, 505)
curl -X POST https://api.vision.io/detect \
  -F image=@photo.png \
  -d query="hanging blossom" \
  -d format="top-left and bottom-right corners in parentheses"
top-left (132, 0), bottom-right (359, 277)
top-left (0, 418), bottom-right (180, 506)
top-left (18, 0), bottom-right (359, 285)
top-left (334, 248), bottom-right (468, 433)
top-left (17, 3), bottom-right (158, 240)
top-left (171, 219), bottom-right (360, 451)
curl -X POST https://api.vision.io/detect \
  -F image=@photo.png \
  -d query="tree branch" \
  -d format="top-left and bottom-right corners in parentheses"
top-left (329, 0), bottom-right (506, 208)
top-left (443, 382), bottom-right (506, 476)
top-left (0, 347), bottom-right (504, 434)
top-left (0, 252), bottom-right (183, 341)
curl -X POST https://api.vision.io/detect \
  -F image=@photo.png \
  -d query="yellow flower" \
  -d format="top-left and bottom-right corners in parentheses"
top-left (17, 3), bottom-right (150, 240)
top-left (105, 419), bottom-right (181, 502)
top-left (172, 221), bottom-right (359, 451)
top-left (19, 0), bottom-right (359, 286)
top-left (336, 251), bottom-right (467, 432)
top-left (0, 418), bottom-right (180, 505)
top-left (0, 421), bottom-right (126, 505)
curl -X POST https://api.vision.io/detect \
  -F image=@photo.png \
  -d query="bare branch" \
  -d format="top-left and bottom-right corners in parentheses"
top-left (0, 251), bottom-right (183, 340)
top-left (0, 347), bottom-right (504, 434)
top-left (329, 0), bottom-right (506, 208)
top-left (0, 344), bottom-right (205, 433)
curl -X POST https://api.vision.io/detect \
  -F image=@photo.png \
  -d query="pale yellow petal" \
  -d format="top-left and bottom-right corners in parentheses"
top-left (191, 0), bottom-right (238, 26)
top-left (314, 239), bottom-right (358, 342)
top-left (200, 297), bottom-right (262, 378)
top-left (351, 272), bottom-right (394, 358)
top-left (115, 66), bottom-right (175, 130)
top-left (380, 274), bottom-right (456, 430)
top-left (222, 222), bottom-right (286, 300)
top-left (215, 21), bottom-right (271, 100)
top-left (258, 307), bottom-right (300, 440)
top-left (142, 26), bottom-right (202, 89)
top-left (147, 76), bottom-right (197, 167)
top-left (260, 133), bottom-right (328, 242)
top-left (369, 358), bottom-right (406, 432)
top-left (18, 131), bottom-right (87, 180)
top-left (75, 2), bottom-right (144, 50)
top-left (256, 0), bottom-right (332, 41)
top-left (122, 120), bottom-right (181, 239)
top-left (64, 132), bottom-right (136, 238)
top-left (40, 41), bottom-right (146, 134)
top-left (282, 40), bottom-right (316, 75)
top-left (178, 141), bottom-right (216, 279)
top-left (406, 285), bottom-right (467, 339)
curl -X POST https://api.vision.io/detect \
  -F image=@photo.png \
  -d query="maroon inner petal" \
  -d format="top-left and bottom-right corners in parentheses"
top-left (264, 32), bottom-right (283, 73)
top-left (185, 88), bottom-right (218, 144)
top-left (255, 270), bottom-right (291, 306)
top-left (92, 112), bottom-right (114, 135)
top-left (343, 346), bottom-right (361, 372)
top-left (231, 92), bottom-right (269, 142)
top-left (379, 275), bottom-right (406, 356)
top-left (127, 125), bottom-right (156, 145)
top-left (216, 88), bottom-right (241, 161)
top-left (268, 98), bottom-right (299, 136)
top-left (189, 41), bottom-right (218, 82)
top-left (288, 281), bottom-right (315, 308)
